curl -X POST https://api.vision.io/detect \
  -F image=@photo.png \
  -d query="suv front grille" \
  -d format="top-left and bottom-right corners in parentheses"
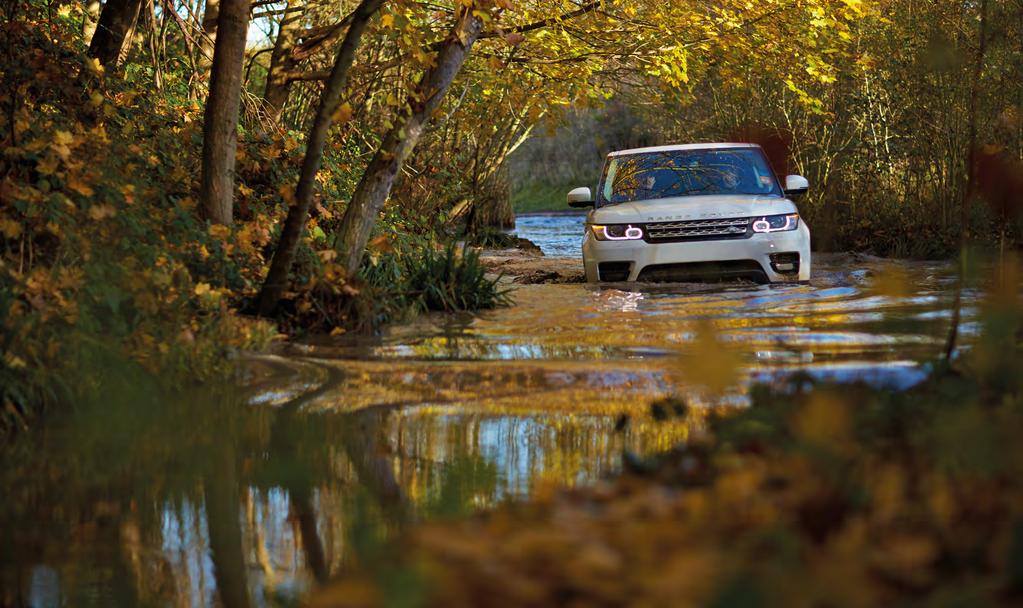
top-left (644, 217), bottom-right (750, 243)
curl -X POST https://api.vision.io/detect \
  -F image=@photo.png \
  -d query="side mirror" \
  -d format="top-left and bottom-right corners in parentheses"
top-left (567, 187), bottom-right (594, 208)
top-left (784, 175), bottom-right (809, 198)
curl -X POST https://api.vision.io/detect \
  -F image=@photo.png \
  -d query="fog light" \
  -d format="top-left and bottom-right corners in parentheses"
top-left (769, 252), bottom-right (800, 274)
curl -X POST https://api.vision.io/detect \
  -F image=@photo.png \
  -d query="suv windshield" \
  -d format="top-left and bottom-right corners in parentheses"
top-left (597, 147), bottom-right (782, 206)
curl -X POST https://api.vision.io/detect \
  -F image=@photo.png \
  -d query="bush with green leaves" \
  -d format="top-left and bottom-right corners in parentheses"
top-left (360, 236), bottom-right (512, 322)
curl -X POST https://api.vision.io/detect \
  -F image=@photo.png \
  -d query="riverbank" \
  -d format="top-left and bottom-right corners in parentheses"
top-left (481, 249), bottom-right (585, 284)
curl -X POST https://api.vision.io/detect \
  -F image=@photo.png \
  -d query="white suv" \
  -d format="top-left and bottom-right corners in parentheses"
top-left (569, 143), bottom-right (811, 284)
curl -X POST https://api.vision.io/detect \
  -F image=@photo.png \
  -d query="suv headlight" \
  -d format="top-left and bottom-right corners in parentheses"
top-left (590, 224), bottom-right (644, 241)
top-left (751, 214), bottom-right (799, 233)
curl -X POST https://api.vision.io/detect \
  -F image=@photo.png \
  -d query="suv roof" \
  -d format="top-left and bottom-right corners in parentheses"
top-left (608, 143), bottom-right (760, 157)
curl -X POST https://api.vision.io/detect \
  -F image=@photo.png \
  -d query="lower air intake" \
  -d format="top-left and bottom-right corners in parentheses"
top-left (636, 260), bottom-right (769, 284)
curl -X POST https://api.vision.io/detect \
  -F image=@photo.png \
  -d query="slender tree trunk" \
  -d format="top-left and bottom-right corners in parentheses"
top-left (257, 0), bottom-right (385, 316)
top-left (199, 0), bottom-right (220, 68)
top-left (262, 0), bottom-right (306, 121)
top-left (143, 0), bottom-right (163, 89)
top-left (88, 0), bottom-right (143, 68)
top-left (199, 0), bottom-right (250, 225)
top-left (335, 9), bottom-right (485, 277)
top-left (945, 0), bottom-right (988, 362)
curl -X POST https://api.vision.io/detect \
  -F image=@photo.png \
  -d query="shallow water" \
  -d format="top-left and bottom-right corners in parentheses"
top-left (0, 215), bottom-right (979, 607)
top-left (512, 212), bottom-right (586, 258)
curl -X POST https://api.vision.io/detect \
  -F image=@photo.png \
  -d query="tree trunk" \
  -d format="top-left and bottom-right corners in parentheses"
top-left (199, 0), bottom-right (250, 225)
top-left (262, 0), bottom-right (306, 121)
top-left (83, 0), bottom-right (102, 42)
top-left (199, 0), bottom-right (220, 68)
top-left (257, 0), bottom-right (385, 316)
top-left (88, 0), bottom-right (143, 68)
top-left (944, 0), bottom-right (988, 362)
top-left (335, 9), bottom-right (485, 277)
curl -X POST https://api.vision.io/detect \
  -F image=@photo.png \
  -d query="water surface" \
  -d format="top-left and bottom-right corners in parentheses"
top-left (0, 215), bottom-right (978, 607)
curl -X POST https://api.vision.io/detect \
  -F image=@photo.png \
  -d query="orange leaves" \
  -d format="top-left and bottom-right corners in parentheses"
top-left (208, 223), bottom-right (231, 242)
top-left (278, 184), bottom-right (296, 206)
top-left (368, 234), bottom-right (395, 255)
top-left (68, 175), bottom-right (95, 198)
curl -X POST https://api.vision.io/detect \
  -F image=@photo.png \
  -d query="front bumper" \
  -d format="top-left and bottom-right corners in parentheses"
top-left (582, 223), bottom-right (811, 283)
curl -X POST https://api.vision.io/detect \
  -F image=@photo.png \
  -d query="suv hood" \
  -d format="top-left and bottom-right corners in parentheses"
top-left (589, 195), bottom-right (798, 224)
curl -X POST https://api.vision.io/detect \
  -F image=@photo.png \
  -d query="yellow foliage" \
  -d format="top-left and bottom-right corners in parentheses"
top-left (87, 204), bottom-right (116, 220)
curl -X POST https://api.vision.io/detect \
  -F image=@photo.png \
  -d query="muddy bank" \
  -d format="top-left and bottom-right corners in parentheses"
top-left (480, 248), bottom-right (586, 284)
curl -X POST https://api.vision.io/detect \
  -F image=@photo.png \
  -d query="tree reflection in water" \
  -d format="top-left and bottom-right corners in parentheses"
top-left (0, 355), bottom-right (687, 607)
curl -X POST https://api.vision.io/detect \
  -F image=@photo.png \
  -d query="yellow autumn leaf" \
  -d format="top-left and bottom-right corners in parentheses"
top-left (35, 154), bottom-right (60, 176)
top-left (67, 176), bottom-right (94, 197)
top-left (331, 102), bottom-right (353, 124)
top-left (0, 218), bottom-right (22, 239)
top-left (278, 184), bottom-right (296, 205)
top-left (53, 130), bottom-right (73, 147)
top-left (87, 204), bottom-right (116, 220)
top-left (208, 224), bottom-right (230, 240)
top-left (381, 13), bottom-right (394, 28)
top-left (3, 352), bottom-right (27, 369)
top-left (84, 56), bottom-right (104, 75)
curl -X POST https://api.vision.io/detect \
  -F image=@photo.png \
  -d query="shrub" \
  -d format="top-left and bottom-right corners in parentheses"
top-left (403, 243), bottom-right (511, 312)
